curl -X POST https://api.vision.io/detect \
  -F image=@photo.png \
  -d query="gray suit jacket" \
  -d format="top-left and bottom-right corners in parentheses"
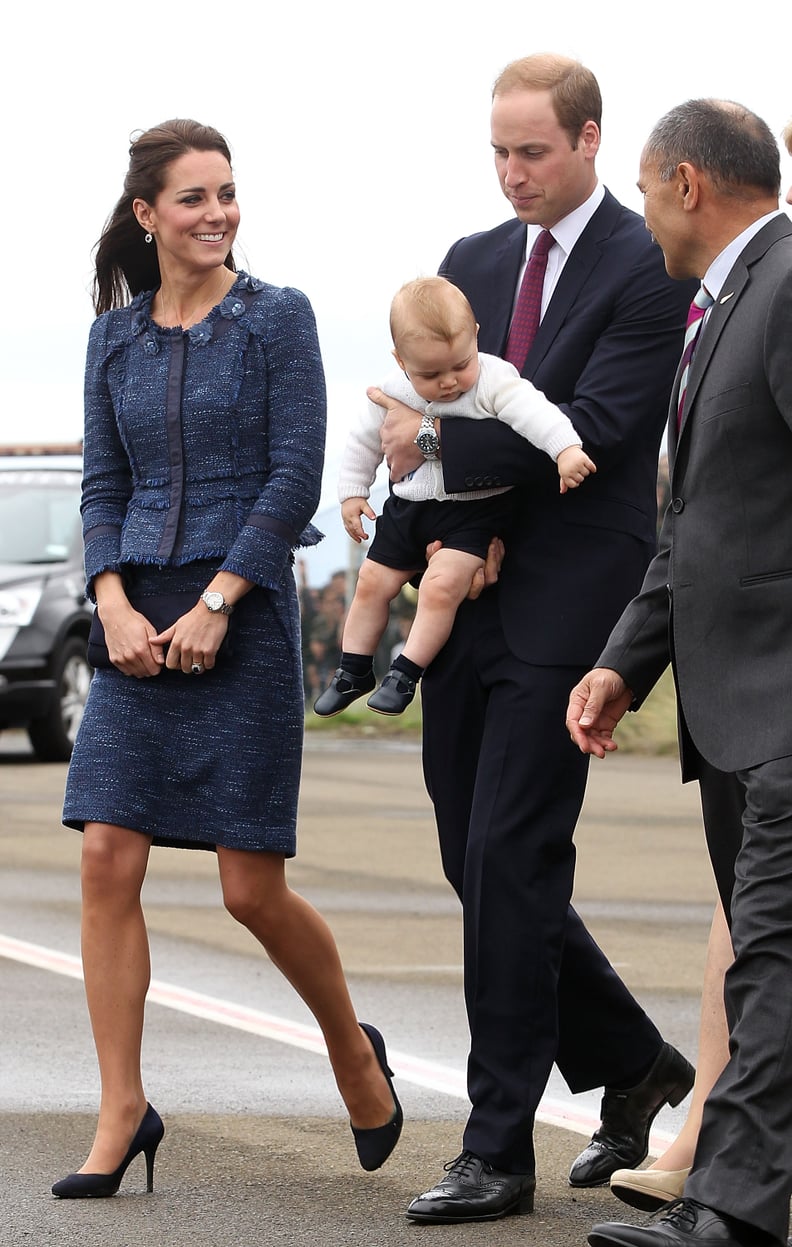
top-left (598, 214), bottom-right (792, 775)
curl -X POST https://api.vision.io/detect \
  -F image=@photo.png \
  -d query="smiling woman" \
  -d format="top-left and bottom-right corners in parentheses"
top-left (52, 118), bottom-right (403, 1204)
top-left (91, 120), bottom-right (239, 315)
top-left (132, 147), bottom-right (242, 328)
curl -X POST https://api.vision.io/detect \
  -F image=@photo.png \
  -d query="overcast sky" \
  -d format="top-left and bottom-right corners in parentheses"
top-left (4, 0), bottom-right (791, 525)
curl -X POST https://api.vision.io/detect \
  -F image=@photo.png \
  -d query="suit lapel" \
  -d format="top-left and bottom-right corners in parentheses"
top-left (679, 215), bottom-right (792, 433)
top-left (525, 190), bottom-right (623, 374)
top-left (677, 268), bottom-right (747, 431)
top-left (476, 225), bottom-right (527, 357)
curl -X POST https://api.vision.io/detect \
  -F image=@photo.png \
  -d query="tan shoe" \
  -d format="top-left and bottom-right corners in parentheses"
top-left (609, 1165), bottom-right (689, 1211)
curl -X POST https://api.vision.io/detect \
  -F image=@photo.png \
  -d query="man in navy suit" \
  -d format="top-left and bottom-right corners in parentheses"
top-left (373, 54), bottom-right (696, 1223)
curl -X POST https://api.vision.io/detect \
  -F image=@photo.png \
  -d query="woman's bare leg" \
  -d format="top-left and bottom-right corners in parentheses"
top-left (650, 896), bottom-right (732, 1170)
top-left (217, 847), bottom-right (394, 1128)
top-left (77, 821), bottom-right (153, 1172)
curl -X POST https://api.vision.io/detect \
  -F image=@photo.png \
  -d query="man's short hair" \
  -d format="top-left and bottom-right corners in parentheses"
top-left (644, 99), bottom-right (780, 197)
top-left (492, 53), bottom-right (602, 147)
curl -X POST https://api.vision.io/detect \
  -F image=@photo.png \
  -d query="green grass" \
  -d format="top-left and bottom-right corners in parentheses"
top-left (305, 667), bottom-right (679, 754)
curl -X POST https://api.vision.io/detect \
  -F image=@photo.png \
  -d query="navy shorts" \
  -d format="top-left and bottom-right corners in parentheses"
top-left (367, 491), bottom-right (517, 572)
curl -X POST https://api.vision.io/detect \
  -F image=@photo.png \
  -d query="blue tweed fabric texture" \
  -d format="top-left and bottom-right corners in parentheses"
top-left (63, 274), bottom-right (326, 853)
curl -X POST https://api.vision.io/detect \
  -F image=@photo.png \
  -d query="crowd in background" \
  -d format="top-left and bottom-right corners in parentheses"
top-left (296, 561), bottom-right (416, 709)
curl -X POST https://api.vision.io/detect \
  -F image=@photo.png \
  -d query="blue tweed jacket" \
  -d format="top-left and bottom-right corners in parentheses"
top-left (81, 271), bottom-right (325, 599)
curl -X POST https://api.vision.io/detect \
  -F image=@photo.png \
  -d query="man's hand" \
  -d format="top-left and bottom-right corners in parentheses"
top-left (341, 496), bottom-right (377, 542)
top-left (367, 386), bottom-right (425, 481)
top-left (565, 667), bottom-right (634, 757)
top-left (425, 536), bottom-right (505, 600)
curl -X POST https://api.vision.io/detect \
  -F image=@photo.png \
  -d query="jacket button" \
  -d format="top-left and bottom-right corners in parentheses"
top-left (671, 497), bottom-right (685, 513)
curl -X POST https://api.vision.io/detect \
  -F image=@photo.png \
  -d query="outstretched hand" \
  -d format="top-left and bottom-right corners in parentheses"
top-left (341, 496), bottom-right (377, 542)
top-left (565, 667), bottom-right (633, 758)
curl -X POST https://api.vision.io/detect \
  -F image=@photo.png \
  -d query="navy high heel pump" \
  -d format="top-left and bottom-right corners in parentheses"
top-left (52, 1103), bottom-right (164, 1198)
top-left (351, 1023), bottom-right (403, 1171)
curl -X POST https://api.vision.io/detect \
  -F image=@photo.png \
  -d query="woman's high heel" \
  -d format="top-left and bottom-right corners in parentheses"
top-left (51, 1103), bottom-right (165, 1198)
top-left (351, 1022), bottom-right (403, 1172)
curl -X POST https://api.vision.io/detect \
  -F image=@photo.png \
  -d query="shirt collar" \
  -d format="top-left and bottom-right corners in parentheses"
top-left (524, 182), bottom-right (605, 259)
top-left (702, 209), bottom-right (783, 300)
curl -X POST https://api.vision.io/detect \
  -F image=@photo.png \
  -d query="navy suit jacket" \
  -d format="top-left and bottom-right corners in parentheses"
top-left (438, 189), bottom-right (695, 666)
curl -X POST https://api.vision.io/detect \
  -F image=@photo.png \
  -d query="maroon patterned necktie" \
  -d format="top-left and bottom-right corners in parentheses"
top-left (676, 286), bottom-right (714, 428)
top-left (504, 229), bottom-right (554, 372)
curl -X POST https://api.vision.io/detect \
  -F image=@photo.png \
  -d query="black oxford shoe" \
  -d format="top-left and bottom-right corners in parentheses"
top-left (313, 667), bottom-right (375, 717)
top-left (569, 1042), bottom-right (695, 1187)
top-left (405, 1150), bottom-right (535, 1223)
top-left (588, 1197), bottom-right (763, 1246)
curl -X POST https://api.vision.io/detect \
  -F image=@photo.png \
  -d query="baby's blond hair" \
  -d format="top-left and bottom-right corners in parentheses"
top-left (390, 277), bottom-right (477, 352)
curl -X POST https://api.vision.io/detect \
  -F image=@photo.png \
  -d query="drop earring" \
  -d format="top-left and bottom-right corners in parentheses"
top-left (144, 232), bottom-right (153, 244)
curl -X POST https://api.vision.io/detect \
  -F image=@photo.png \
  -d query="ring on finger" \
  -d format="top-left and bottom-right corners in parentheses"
top-left (191, 662), bottom-right (205, 675)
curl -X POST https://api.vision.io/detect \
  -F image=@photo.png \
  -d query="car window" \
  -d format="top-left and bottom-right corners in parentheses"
top-left (0, 471), bottom-right (82, 564)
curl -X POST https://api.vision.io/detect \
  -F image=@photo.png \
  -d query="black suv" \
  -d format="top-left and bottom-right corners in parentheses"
top-left (0, 456), bottom-right (93, 761)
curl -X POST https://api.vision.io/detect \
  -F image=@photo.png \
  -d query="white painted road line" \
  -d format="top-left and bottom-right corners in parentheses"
top-left (0, 931), bottom-right (675, 1149)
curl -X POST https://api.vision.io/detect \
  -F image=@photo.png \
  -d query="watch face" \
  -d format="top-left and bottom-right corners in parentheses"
top-left (417, 431), bottom-right (439, 454)
top-left (203, 591), bottom-right (224, 611)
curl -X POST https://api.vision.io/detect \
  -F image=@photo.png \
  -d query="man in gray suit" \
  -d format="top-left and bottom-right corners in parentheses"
top-left (566, 100), bottom-right (792, 1247)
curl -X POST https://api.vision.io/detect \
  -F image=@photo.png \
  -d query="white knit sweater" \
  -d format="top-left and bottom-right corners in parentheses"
top-left (337, 353), bottom-right (582, 504)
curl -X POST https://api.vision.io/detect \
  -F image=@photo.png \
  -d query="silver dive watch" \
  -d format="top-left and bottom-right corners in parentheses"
top-left (200, 589), bottom-right (234, 616)
top-left (414, 414), bottom-right (440, 460)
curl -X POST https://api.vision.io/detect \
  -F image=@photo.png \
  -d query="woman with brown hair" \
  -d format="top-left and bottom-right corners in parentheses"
top-left (53, 119), bottom-right (401, 1198)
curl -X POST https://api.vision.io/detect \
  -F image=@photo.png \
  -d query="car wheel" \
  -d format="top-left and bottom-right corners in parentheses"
top-left (28, 635), bottom-right (92, 762)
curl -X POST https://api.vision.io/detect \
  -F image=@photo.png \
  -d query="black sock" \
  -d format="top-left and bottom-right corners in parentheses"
top-left (340, 651), bottom-right (374, 677)
top-left (392, 654), bottom-right (424, 681)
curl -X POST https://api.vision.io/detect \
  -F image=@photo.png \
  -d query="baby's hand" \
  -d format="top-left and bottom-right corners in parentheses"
top-left (557, 446), bottom-right (597, 493)
top-left (341, 497), bottom-right (377, 542)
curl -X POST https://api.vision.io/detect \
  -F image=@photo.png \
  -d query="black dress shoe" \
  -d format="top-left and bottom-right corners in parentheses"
top-left (405, 1150), bottom-right (535, 1223)
top-left (569, 1042), bottom-right (695, 1187)
top-left (588, 1198), bottom-right (761, 1245)
top-left (367, 668), bottom-right (417, 716)
top-left (313, 667), bottom-right (375, 716)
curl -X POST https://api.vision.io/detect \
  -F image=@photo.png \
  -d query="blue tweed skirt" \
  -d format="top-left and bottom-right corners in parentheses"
top-left (63, 561), bottom-right (303, 854)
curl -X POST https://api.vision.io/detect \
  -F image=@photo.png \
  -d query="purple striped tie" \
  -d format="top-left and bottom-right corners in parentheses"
top-left (676, 286), bottom-right (714, 428)
top-left (504, 229), bottom-right (554, 372)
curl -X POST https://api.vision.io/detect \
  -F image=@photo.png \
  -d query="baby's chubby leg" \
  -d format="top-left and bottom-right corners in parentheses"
top-left (342, 558), bottom-right (417, 655)
top-left (401, 547), bottom-right (484, 669)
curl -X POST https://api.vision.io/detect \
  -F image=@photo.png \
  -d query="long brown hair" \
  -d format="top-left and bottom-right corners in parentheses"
top-left (92, 119), bottom-right (236, 314)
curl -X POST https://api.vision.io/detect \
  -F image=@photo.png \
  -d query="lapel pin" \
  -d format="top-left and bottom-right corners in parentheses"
top-left (719, 291), bottom-right (735, 304)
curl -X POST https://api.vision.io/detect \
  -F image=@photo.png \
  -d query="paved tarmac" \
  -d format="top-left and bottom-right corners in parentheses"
top-left (0, 727), bottom-right (717, 1247)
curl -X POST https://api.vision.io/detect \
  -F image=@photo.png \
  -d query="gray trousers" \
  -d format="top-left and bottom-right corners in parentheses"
top-left (688, 755), bottom-right (792, 1245)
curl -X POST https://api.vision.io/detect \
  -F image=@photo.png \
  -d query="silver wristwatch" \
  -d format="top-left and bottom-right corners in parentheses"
top-left (200, 589), bottom-right (234, 616)
top-left (414, 414), bottom-right (440, 459)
